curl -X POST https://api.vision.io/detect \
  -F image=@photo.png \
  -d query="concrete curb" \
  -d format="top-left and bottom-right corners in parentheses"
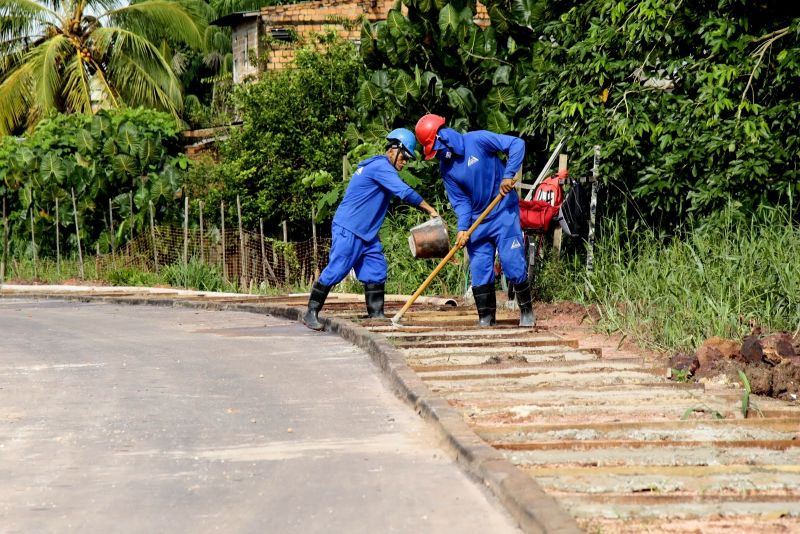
top-left (3, 291), bottom-right (581, 534)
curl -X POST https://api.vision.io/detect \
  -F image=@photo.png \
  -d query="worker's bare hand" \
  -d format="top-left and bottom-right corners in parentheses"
top-left (499, 179), bottom-right (516, 195)
top-left (429, 209), bottom-right (440, 219)
top-left (456, 231), bottom-right (469, 248)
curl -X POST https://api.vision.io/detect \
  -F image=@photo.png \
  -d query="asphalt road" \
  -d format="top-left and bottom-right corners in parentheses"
top-left (0, 299), bottom-right (520, 533)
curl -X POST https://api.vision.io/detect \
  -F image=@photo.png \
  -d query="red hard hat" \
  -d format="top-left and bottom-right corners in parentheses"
top-left (415, 114), bottom-right (446, 160)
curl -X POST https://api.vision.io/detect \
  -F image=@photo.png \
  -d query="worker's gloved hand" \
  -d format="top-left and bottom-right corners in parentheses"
top-left (456, 231), bottom-right (469, 248)
top-left (499, 178), bottom-right (516, 195)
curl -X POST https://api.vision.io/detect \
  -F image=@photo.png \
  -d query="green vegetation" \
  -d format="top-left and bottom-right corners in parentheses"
top-left (0, 0), bottom-right (206, 134)
top-left (0, 108), bottom-right (188, 260)
top-left (581, 206), bottom-right (800, 352)
top-left (212, 34), bottom-right (364, 232)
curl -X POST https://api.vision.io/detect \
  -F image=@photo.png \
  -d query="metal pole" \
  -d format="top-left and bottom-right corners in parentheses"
top-left (55, 197), bottom-right (61, 276)
top-left (237, 195), bottom-right (245, 289)
top-left (149, 200), bottom-right (159, 272)
top-left (71, 188), bottom-right (84, 279)
top-left (587, 145), bottom-right (600, 274)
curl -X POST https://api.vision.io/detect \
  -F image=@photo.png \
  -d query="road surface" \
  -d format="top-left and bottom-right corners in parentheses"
top-left (0, 298), bottom-right (520, 533)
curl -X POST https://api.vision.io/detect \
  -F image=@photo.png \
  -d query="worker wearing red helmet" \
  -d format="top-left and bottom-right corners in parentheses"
top-left (415, 114), bottom-right (534, 327)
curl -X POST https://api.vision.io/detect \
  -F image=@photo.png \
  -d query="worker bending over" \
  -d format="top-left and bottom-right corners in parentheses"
top-left (304, 128), bottom-right (439, 330)
top-left (415, 114), bottom-right (534, 327)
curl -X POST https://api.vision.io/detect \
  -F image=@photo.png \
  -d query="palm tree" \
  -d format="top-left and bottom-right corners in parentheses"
top-left (0, 0), bottom-right (206, 134)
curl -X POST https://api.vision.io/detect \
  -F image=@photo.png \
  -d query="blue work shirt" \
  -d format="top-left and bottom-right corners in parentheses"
top-left (332, 155), bottom-right (424, 241)
top-left (435, 129), bottom-right (525, 231)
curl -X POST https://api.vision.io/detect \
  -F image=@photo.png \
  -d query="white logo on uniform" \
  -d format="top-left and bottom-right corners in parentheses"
top-left (355, 167), bottom-right (364, 174)
top-left (467, 155), bottom-right (479, 167)
top-left (510, 239), bottom-right (522, 250)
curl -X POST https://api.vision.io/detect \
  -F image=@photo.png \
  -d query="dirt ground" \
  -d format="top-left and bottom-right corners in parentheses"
top-left (529, 300), bottom-right (800, 402)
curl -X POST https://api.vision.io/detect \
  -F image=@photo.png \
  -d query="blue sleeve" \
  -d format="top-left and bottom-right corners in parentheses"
top-left (377, 167), bottom-right (423, 206)
top-left (475, 131), bottom-right (525, 179)
top-left (443, 176), bottom-right (474, 232)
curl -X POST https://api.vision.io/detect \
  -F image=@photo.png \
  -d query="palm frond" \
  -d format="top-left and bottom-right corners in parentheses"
top-left (61, 54), bottom-right (93, 114)
top-left (100, 0), bottom-right (205, 49)
top-left (0, 56), bottom-right (34, 134)
top-left (32, 33), bottom-right (71, 112)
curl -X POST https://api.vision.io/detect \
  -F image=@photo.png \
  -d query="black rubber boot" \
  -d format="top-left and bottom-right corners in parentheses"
top-left (472, 283), bottom-right (497, 327)
top-left (364, 282), bottom-right (386, 319)
top-left (303, 281), bottom-right (331, 331)
top-left (513, 280), bottom-right (536, 327)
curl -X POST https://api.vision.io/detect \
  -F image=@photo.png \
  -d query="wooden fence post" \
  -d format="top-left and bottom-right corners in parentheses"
top-left (129, 191), bottom-right (133, 243)
top-left (259, 218), bottom-right (266, 285)
top-left (183, 195), bottom-right (189, 270)
top-left (311, 205), bottom-right (319, 280)
top-left (221, 201), bottom-right (227, 282)
top-left (71, 187), bottom-right (84, 279)
top-left (29, 208), bottom-right (37, 279)
top-left (1, 194), bottom-right (7, 282)
top-left (149, 200), bottom-right (159, 272)
top-left (237, 195), bottom-right (246, 289)
top-left (109, 198), bottom-right (115, 257)
top-left (199, 201), bottom-right (205, 263)
top-left (55, 197), bottom-right (61, 276)
top-left (282, 220), bottom-right (289, 285)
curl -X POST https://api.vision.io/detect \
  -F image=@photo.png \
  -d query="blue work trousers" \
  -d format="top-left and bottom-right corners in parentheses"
top-left (319, 223), bottom-right (387, 286)
top-left (467, 212), bottom-right (528, 286)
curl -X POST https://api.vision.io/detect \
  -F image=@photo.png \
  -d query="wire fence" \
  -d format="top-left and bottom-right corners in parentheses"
top-left (96, 224), bottom-right (332, 289)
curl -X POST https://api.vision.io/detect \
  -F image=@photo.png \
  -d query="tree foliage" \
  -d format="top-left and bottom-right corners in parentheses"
top-left (213, 34), bottom-right (364, 234)
top-left (0, 108), bottom-right (188, 258)
top-left (0, 0), bottom-right (207, 134)
top-left (359, 0), bottom-right (800, 224)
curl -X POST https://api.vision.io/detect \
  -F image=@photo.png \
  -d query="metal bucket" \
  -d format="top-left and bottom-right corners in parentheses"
top-left (408, 217), bottom-right (450, 259)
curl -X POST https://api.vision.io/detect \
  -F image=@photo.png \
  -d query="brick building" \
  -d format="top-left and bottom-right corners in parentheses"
top-left (213, 0), bottom-right (488, 83)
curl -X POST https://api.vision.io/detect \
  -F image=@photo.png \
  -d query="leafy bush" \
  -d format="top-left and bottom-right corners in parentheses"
top-left (0, 108), bottom-right (188, 261)
top-left (213, 33), bottom-right (365, 235)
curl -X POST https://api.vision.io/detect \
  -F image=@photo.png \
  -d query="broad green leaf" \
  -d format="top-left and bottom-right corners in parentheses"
top-left (493, 65), bottom-right (511, 85)
top-left (358, 80), bottom-right (382, 110)
top-left (447, 86), bottom-right (477, 115)
top-left (117, 122), bottom-right (141, 155)
top-left (393, 70), bottom-right (419, 103)
top-left (40, 152), bottom-right (65, 183)
top-left (112, 154), bottom-right (137, 177)
top-left (386, 10), bottom-right (406, 38)
top-left (486, 86), bottom-right (518, 111)
top-left (439, 4), bottom-right (460, 34)
top-left (76, 129), bottom-right (95, 153)
top-left (486, 109), bottom-right (510, 132)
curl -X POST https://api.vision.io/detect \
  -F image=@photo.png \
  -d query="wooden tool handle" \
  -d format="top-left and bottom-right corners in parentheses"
top-left (391, 180), bottom-right (516, 324)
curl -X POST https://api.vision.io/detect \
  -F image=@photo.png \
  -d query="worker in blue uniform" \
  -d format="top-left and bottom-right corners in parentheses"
top-left (415, 114), bottom-right (534, 327)
top-left (303, 128), bottom-right (439, 331)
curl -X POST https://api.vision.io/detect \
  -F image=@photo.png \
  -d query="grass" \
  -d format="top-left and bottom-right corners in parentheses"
top-left (578, 205), bottom-right (800, 352)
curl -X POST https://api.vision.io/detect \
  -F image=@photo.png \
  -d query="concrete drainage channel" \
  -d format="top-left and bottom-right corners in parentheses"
top-left (4, 286), bottom-right (800, 533)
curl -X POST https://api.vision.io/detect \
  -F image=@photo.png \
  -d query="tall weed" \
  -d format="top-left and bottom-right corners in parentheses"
top-left (582, 205), bottom-right (800, 351)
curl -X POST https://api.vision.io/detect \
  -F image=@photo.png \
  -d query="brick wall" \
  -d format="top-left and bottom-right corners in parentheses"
top-left (250, 0), bottom-right (490, 73)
